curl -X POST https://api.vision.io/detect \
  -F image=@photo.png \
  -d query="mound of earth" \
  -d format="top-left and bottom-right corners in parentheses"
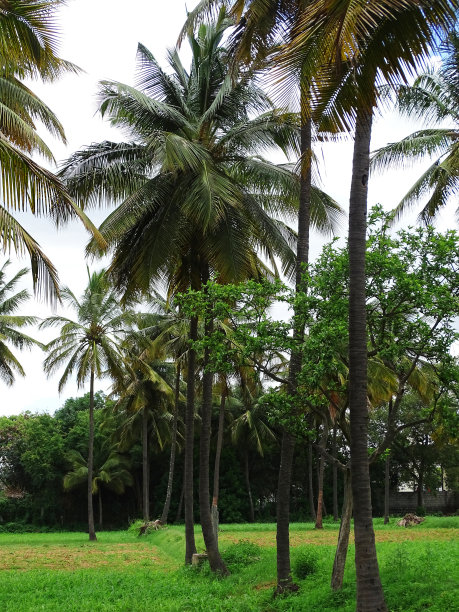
top-left (397, 513), bottom-right (425, 527)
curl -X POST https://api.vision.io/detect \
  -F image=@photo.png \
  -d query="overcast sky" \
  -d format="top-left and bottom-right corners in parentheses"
top-left (1, 0), bottom-right (455, 416)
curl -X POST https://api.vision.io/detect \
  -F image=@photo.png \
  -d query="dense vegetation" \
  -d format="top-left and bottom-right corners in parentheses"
top-left (0, 1), bottom-right (458, 611)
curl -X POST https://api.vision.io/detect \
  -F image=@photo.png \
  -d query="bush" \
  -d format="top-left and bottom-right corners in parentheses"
top-left (222, 540), bottom-right (261, 567)
top-left (293, 549), bottom-right (319, 579)
top-left (416, 505), bottom-right (426, 517)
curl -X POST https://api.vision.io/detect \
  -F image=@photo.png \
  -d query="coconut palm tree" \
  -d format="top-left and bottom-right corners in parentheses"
top-left (113, 356), bottom-right (175, 522)
top-left (0, 1), bottom-right (101, 300)
top-left (64, 447), bottom-right (133, 529)
top-left (279, 4), bottom-right (457, 609)
top-left (371, 30), bottom-right (459, 223)
top-left (58, 9), bottom-right (341, 572)
top-left (0, 260), bottom-right (41, 384)
top-left (231, 393), bottom-right (278, 522)
top-left (182, 0), bottom-right (345, 591)
top-left (41, 269), bottom-right (132, 540)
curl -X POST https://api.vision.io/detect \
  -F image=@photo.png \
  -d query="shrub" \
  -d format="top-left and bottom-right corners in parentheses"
top-left (293, 549), bottom-right (319, 579)
top-left (222, 540), bottom-right (261, 567)
top-left (416, 505), bottom-right (426, 517)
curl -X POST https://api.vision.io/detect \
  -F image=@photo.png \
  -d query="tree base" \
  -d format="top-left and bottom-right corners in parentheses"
top-left (274, 582), bottom-right (299, 597)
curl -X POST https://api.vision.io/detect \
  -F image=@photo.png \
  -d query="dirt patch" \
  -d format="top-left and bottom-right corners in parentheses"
top-left (0, 543), bottom-right (161, 571)
top-left (254, 581), bottom-right (276, 591)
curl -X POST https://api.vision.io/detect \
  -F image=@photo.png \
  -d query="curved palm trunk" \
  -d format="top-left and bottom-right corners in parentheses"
top-left (88, 368), bottom-right (97, 541)
top-left (200, 315), bottom-right (229, 575)
top-left (331, 468), bottom-right (352, 590)
top-left (161, 362), bottom-right (181, 524)
top-left (184, 316), bottom-right (198, 564)
top-left (142, 405), bottom-right (150, 522)
top-left (349, 105), bottom-right (387, 612)
top-left (315, 419), bottom-right (329, 529)
top-left (275, 105), bottom-right (312, 595)
top-left (211, 386), bottom-right (226, 543)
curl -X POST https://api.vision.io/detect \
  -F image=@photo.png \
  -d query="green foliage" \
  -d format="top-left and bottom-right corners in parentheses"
top-left (293, 548), bottom-right (320, 579)
top-left (0, 523), bottom-right (457, 611)
top-left (222, 539), bottom-right (261, 568)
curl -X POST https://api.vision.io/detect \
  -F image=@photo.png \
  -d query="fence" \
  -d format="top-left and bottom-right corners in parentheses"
top-left (389, 490), bottom-right (459, 514)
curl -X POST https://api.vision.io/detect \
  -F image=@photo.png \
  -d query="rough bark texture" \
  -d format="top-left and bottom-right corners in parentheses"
top-left (333, 425), bottom-right (339, 521)
top-left (211, 387), bottom-right (226, 543)
top-left (87, 369), bottom-right (96, 541)
top-left (184, 316), bottom-right (198, 564)
top-left (315, 420), bottom-right (329, 529)
top-left (349, 105), bottom-right (387, 612)
top-left (161, 362), bottom-right (181, 524)
top-left (199, 316), bottom-right (229, 575)
top-left (142, 405), bottom-right (150, 522)
top-left (331, 469), bottom-right (352, 590)
top-left (275, 112), bottom-right (312, 596)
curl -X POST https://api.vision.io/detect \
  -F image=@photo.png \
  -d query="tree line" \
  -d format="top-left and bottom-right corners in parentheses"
top-left (0, 1), bottom-right (458, 610)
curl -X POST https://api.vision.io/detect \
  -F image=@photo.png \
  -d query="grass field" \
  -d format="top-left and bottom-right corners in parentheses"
top-left (0, 517), bottom-right (457, 611)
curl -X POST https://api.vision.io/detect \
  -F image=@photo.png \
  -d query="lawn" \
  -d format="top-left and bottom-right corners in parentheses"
top-left (0, 517), bottom-right (457, 611)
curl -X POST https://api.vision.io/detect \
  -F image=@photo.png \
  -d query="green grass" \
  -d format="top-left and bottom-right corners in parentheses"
top-left (0, 517), bottom-right (457, 611)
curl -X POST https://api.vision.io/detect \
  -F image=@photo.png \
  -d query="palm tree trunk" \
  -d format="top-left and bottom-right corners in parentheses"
top-left (308, 440), bottom-right (316, 521)
top-left (175, 475), bottom-right (184, 523)
top-left (142, 405), bottom-right (150, 522)
top-left (348, 104), bottom-right (387, 612)
top-left (199, 315), bottom-right (229, 575)
top-left (161, 362), bottom-right (181, 524)
top-left (244, 449), bottom-right (255, 523)
top-left (333, 424), bottom-right (339, 521)
top-left (275, 99), bottom-right (312, 595)
top-left (315, 419), bottom-right (329, 529)
top-left (383, 452), bottom-right (390, 524)
top-left (98, 487), bottom-right (103, 529)
top-left (331, 469), bottom-right (352, 590)
top-left (184, 315), bottom-right (198, 564)
top-left (211, 385), bottom-right (226, 543)
top-left (88, 368), bottom-right (97, 541)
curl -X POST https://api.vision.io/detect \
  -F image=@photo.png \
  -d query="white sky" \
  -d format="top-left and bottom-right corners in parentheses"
top-left (1, 0), bottom-right (456, 416)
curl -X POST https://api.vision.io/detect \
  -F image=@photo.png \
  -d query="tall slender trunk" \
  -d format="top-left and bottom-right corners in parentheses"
top-left (211, 385), bottom-right (226, 543)
top-left (161, 362), bottom-right (181, 524)
top-left (88, 368), bottom-right (96, 541)
top-left (331, 469), bottom-right (352, 590)
top-left (275, 99), bottom-right (312, 595)
top-left (244, 449), bottom-right (255, 523)
top-left (384, 399), bottom-right (393, 524)
top-left (417, 466), bottom-right (424, 509)
top-left (175, 473), bottom-right (184, 523)
top-left (333, 425), bottom-right (339, 521)
top-left (184, 316), bottom-right (198, 563)
top-left (308, 440), bottom-right (316, 521)
top-left (315, 419), bottom-right (329, 529)
top-left (98, 487), bottom-right (103, 528)
top-left (199, 314), bottom-right (229, 575)
top-left (383, 452), bottom-right (390, 524)
top-left (142, 405), bottom-right (150, 521)
top-left (349, 104), bottom-right (387, 612)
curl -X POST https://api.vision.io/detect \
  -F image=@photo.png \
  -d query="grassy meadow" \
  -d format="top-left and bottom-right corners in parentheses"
top-left (0, 517), bottom-right (457, 611)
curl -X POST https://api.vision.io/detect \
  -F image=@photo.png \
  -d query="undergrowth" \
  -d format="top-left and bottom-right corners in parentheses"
top-left (0, 518), bottom-right (456, 611)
